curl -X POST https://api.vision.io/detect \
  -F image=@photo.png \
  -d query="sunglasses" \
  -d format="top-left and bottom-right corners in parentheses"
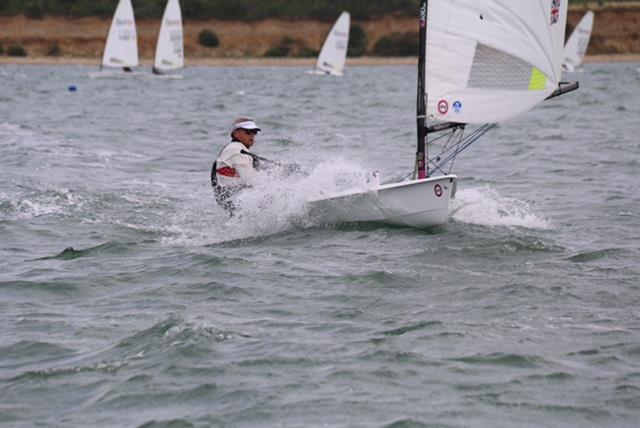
top-left (241, 129), bottom-right (259, 135)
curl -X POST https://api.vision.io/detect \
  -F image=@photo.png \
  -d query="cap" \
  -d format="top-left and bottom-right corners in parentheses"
top-left (231, 120), bottom-right (261, 133)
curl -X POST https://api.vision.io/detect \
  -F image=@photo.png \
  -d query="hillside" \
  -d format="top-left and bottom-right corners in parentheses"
top-left (0, 2), bottom-right (639, 62)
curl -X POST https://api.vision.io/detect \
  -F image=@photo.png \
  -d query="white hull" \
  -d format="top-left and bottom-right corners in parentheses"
top-left (88, 70), bottom-right (147, 79)
top-left (306, 175), bottom-right (457, 228)
top-left (306, 69), bottom-right (343, 77)
top-left (146, 72), bottom-right (183, 80)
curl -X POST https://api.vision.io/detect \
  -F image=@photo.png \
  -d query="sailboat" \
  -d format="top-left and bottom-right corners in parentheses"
top-left (306, 0), bottom-right (578, 228)
top-left (309, 11), bottom-right (350, 76)
top-left (151, 0), bottom-right (184, 79)
top-left (89, 0), bottom-right (141, 78)
top-left (562, 10), bottom-right (594, 72)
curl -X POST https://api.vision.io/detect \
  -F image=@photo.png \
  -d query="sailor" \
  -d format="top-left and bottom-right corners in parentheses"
top-left (210, 117), bottom-right (263, 214)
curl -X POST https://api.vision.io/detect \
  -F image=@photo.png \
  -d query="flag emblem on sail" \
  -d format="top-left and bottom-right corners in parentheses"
top-left (551, 0), bottom-right (561, 25)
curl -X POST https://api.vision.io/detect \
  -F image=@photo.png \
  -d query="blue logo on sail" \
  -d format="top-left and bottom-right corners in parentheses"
top-left (452, 101), bottom-right (462, 113)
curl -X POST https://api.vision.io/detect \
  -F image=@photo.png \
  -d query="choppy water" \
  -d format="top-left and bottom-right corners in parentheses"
top-left (1, 62), bottom-right (639, 427)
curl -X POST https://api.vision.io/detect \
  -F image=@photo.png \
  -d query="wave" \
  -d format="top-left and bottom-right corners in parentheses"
top-left (567, 248), bottom-right (627, 263)
top-left (451, 186), bottom-right (551, 230)
top-left (37, 242), bottom-right (139, 261)
top-left (450, 352), bottom-right (547, 369)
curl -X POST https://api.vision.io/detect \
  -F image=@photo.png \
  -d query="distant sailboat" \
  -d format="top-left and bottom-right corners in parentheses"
top-left (151, 0), bottom-right (184, 79)
top-left (563, 11), bottom-right (594, 72)
top-left (89, 0), bottom-right (140, 78)
top-left (310, 11), bottom-right (350, 76)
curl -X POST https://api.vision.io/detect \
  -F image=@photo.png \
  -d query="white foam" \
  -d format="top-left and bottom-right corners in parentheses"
top-left (6, 187), bottom-right (86, 219)
top-left (0, 122), bottom-right (24, 132)
top-left (451, 186), bottom-right (552, 230)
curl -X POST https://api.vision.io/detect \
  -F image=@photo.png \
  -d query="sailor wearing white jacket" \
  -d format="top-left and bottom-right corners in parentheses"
top-left (211, 117), bottom-right (262, 214)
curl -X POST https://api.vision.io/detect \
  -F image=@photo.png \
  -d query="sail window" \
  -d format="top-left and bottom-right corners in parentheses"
top-left (468, 43), bottom-right (537, 91)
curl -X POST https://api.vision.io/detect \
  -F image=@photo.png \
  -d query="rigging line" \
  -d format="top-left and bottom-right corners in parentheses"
top-left (447, 127), bottom-right (465, 175)
top-left (432, 124), bottom-right (496, 172)
top-left (427, 129), bottom-right (461, 176)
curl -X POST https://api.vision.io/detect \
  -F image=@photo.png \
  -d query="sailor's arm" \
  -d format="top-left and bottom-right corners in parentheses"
top-left (227, 153), bottom-right (256, 181)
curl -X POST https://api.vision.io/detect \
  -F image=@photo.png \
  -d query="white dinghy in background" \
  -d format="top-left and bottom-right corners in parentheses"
top-left (309, 11), bottom-right (350, 76)
top-left (89, 0), bottom-right (141, 79)
top-left (563, 10), bottom-right (594, 72)
top-left (150, 0), bottom-right (184, 79)
top-left (307, 0), bottom-right (578, 229)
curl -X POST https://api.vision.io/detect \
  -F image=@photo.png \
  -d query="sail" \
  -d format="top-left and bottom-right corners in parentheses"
top-left (425, 0), bottom-right (568, 124)
top-left (563, 11), bottom-right (594, 72)
top-left (315, 12), bottom-right (350, 76)
top-left (101, 0), bottom-right (138, 68)
top-left (154, 0), bottom-right (184, 71)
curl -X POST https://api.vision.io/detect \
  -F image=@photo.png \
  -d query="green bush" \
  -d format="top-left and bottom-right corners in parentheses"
top-left (294, 46), bottom-right (319, 58)
top-left (198, 29), bottom-right (220, 48)
top-left (7, 45), bottom-right (27, 57)
top-left (264, 37), bottom-right (315, 57)
top-left (47, 43), bottom-right (61, 56)
top-left (348, 24), bottom-right (367, 57)
top-left (264, 44), bottom-right (290, 57)
top-left (0, 45), bottom-right (4, 55)
top-left (25, 2), bottom-right (44, 19)
top-left (372, 32), bottom-right (418, 56)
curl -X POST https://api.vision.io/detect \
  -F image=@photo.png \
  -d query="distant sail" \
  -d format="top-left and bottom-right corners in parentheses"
top-left (154, 0), bottom-right (184, 72)
top-left (314, 12), bottom-right (350, 76)
top-left (563, 11), bottom-right (594, 72)
top-left (425, 0), bottom-right (567, 124)
top-left (102, 0), bottom-right (138, 68)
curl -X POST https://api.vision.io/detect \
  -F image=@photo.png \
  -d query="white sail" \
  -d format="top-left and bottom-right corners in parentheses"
top-left (563, 11), bottom-right (594, 72)
top-left (101, 0), bottom-right (138, 68)
top-left (425, 0), bottom-right (568, 124)
top-left (153, 0), bottom-right (184, 72)
top-left (314, 11), bottom-right (350, 76)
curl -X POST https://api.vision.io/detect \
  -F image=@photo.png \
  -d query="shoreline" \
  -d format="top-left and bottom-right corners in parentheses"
top-left (1, 54), bottom-right (639, 67)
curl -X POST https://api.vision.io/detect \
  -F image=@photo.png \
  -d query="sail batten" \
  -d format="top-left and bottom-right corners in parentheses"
top-left (425, 0), bottom-right (567, 124)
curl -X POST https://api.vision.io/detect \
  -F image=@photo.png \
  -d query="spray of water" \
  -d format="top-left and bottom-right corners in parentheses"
top-left (452, 185), bottom-right (551, 230)
top-left (162, 158), bottom-right (372, 245)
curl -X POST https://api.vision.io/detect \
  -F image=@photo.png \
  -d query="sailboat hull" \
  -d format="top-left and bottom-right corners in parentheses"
top-left (306, 175), bottom-right (457, 228)
top-left (306, 69), bottom-right (344, 77)
top-left (88, 70), bottom-right (147, 79)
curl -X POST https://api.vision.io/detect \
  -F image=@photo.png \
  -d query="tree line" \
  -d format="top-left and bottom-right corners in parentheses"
top-left (0, 0), bottom-right (631, 21)
top-left (0, 0), bottom-right (418, 20)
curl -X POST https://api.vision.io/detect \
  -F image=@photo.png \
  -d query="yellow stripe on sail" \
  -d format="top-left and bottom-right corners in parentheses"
top-left (528, 67), bottom-right (546, 91)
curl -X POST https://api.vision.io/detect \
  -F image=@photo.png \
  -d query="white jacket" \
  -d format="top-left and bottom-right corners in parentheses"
top-left (215, 141), bottom-right (256, 187)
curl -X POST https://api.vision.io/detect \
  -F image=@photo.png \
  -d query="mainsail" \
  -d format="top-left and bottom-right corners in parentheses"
top-left (424, 0), bottom-right (568, 124)
top-left (101, 0), bottom-right (138, 68)
top-left (153, 0), bottom-right (184, 72)
top-left (314, 12), bottom-right (350, 76)
top-left (563, 11), bottom-right (594, 72)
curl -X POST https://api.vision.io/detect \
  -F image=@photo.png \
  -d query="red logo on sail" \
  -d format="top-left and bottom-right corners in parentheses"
top-left (550, 0), bottom-right (560, 25)
top-left (437, 99), bottom-right (449, 115)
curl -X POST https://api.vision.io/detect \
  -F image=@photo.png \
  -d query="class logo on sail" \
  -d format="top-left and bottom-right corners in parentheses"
top-left (550, 0), bottom-right (561, 25)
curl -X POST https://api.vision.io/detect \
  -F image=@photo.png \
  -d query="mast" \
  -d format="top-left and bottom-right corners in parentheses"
top-left (416, 0), bottom-right (428, 179)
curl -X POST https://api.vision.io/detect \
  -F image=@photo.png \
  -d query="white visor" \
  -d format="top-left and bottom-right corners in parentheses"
top-left (231, 120), bottom-right (261, 133)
